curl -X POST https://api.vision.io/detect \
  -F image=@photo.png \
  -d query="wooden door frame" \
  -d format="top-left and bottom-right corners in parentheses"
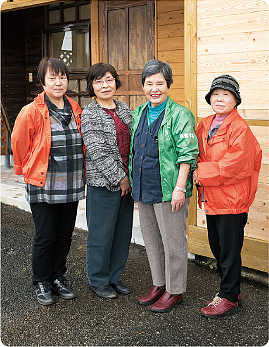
top-left (91, 0), bottom-right (100, 65)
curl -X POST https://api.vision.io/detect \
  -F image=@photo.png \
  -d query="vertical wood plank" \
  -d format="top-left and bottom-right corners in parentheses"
top-left (108, 8), bottom-right (127, 70)
top-left (99, 1), bottom-right (108, 63)
top-left (184, 0), bottom-right (197, 229)
top-left (91, 0), bottom-right (100, 65)
top-left (154, 0), bottom-right (158, 58)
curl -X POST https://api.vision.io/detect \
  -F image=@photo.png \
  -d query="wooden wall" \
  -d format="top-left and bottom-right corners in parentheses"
top-left (1, 7), bottom-right (44, 131)
top-left (189, 0), bottom-right (269, 271)
top-left (156, 0), bottom-right (185, 105)
top-left (25, 7), bottom-right (45, 104)
top-left (1, 10), bottom-right (27, 130)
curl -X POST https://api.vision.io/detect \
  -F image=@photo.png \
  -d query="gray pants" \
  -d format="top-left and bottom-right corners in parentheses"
top-left (138, 198), bottom-right (189, 294)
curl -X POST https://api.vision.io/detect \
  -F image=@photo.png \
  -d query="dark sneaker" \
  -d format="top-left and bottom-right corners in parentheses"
top-left (110, 280), bottom-right (131, 295)
top-left (35, 281), bottom-right (54, 306)
top-left (89, 284), bottom-right (117, 299)
top-left (52, 277), bottom-right (77, 300)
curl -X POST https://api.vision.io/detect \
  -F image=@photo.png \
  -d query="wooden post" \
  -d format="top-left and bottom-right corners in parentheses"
top-left (91, 0), bottom-right (100, 65)
top-left (184, 0), bottom-right (197, 230)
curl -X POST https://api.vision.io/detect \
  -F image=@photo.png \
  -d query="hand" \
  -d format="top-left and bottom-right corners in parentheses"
top-left (193, 170), bottom-right (201, 186)
top-left (119, 175), bottom-right (131, 197)
top-left (171, 188), bottom-right (185, 212)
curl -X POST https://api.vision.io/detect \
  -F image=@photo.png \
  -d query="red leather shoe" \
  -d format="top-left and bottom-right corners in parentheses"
top-left (150, 291), bottom-right (183, 313)
top-left (201, 297), bottom-right (239, 318)
top-left (138, 286), bottom-right (165, 306)
top-left (206, 293), bottom-right (242, 306)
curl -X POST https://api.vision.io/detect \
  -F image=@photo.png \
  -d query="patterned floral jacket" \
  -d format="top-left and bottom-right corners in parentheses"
top-left (81, 99), bottom-right (132, 191)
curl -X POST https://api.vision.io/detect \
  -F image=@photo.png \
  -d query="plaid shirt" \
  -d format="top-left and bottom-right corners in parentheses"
top-left (26, 95), bottom-right (85, 204)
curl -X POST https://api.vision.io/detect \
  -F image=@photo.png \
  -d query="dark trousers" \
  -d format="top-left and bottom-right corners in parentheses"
top-left (86, 186), bottom-right (134, 287)
top-left (30, 201), bottom-right (78, 285)
top-left (206, 213), bottom-right (248, 302)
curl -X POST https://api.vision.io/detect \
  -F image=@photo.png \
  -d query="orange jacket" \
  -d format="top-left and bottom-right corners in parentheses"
top-left (11, 91), bottom-right (83, 187)
top-left (196, 109), bottom-right (262, 215)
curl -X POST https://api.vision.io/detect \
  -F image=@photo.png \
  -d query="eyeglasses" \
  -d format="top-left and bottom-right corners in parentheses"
top-left (93, 77), bottom-right (115, 87)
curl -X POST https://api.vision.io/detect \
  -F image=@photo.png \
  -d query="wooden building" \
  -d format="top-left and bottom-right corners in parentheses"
top-left (1, 0), bottom-right (268, 272)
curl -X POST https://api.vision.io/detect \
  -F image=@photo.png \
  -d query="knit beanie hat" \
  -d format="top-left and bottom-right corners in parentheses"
top-left (205, 75), bottom-right (241, 106)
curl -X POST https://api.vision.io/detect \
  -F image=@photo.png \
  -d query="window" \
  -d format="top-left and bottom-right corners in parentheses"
top-left (44, 1), bottom-right (91, 107)
top-left (49, 29), bottom-right (90, 70)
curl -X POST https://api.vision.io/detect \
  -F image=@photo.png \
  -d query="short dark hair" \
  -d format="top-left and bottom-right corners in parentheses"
top-left (38, 57), bottom-right (69, 86)
top-left (86, 63), bottom-right (122, 97)
top-left (142, 59), bottom-right (173, 88)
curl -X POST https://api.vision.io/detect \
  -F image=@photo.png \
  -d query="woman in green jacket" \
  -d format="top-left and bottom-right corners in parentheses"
top-left (129, 59), bottom-right (198, 313)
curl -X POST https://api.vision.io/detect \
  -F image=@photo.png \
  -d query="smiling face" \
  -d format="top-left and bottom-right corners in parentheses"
top-left (210, 88), bottom-right (237, 116)
top-left (92, 71), bottom-right (116, 103)
top-left (43, 68), bottom-right (68, 104)
top-left (143, 72), bottom-right (169, 107)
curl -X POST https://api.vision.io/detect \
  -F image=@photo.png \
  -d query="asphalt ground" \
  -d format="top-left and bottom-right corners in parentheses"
top-left (1, 203), bottom-right (268, 347)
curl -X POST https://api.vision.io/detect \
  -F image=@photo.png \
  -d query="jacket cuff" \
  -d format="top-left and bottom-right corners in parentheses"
top-left (14, 164), bottom-right (22, 176)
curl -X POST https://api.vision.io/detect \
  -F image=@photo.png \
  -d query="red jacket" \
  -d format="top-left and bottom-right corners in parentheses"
top-left (196, 109), bottom-right (262, 215)
top-left (11, 91), bottom-right (83, 187)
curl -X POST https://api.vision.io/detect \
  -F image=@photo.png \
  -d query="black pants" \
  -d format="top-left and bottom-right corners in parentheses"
top-left (30, 201), bottom-right (78, 285)
top-left (206, 213), bottom-right (248, 302)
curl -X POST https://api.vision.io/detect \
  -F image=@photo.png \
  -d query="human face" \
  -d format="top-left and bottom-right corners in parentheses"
top-left (210, 88), bottom-right (237, 117)
top-left (143, 72), bottom-right (169, 107)
top-left (43, 68), bottom-right (68, 103)
top-left (92, 72), bottom-right (116, 102)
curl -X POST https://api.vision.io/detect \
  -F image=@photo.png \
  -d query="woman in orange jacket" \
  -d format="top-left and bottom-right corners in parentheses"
top-left (11, 58), bottom-right (85, 306)
top-left (193, 75), bottom-right (262, 318)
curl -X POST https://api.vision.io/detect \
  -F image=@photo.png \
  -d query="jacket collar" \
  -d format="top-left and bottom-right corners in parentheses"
top-left (132, 96), bottom-right (175, 126)
top-left (34, 91), bottom-right (48, 117)
top-left (220, 108), bottom-right (239, 128)
top-left (34, 91), bottom-right (46, 105)
top-left (161, 96), bottom-right (176, 125)
top-left (34, 91), bottom-right (79, 115)
top-left (92, 98), bottom-right (128, 119)
top-left (204, 108), bottom-right (239, 134)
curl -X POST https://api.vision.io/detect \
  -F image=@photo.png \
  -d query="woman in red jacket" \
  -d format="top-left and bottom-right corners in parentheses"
top-left (193, 75), bottom-right (262, 318)
top-left (11, 58), bottom-right (85, 306)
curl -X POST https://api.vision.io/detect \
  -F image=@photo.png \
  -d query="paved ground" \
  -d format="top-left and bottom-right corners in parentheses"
top-left (0, 156), bottom-right (144, 245)
top-left (1, 203), bottom-right (268, 347)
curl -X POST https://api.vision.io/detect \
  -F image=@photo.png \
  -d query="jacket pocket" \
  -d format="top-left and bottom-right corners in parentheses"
top-left (209, 132), bottom-right (226, 146)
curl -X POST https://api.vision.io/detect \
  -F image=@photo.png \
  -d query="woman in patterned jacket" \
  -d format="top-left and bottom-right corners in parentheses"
top-left (81, 63), bottom-right (134, 299)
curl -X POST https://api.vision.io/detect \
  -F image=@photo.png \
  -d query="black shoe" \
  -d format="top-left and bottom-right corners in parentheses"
top-left (89, 284), bottom-right (117, 299)
top-left (35, 281), bottom-right (54, 306)
top-left (111, 280), bottom-right (131, 295)
top-left (52, 277), bottom-right (77, 300)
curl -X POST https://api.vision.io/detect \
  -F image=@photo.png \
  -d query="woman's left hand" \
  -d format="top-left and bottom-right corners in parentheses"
top-left (193, 170), bottom-right (202, 186)
top-left (171, 189), bottom-right (185, 212)
top-left (119, 175), bottom-right (131, 197)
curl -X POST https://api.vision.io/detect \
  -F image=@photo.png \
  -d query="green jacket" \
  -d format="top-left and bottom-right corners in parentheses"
top-left (129, 97), bottom-right (199, 201)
